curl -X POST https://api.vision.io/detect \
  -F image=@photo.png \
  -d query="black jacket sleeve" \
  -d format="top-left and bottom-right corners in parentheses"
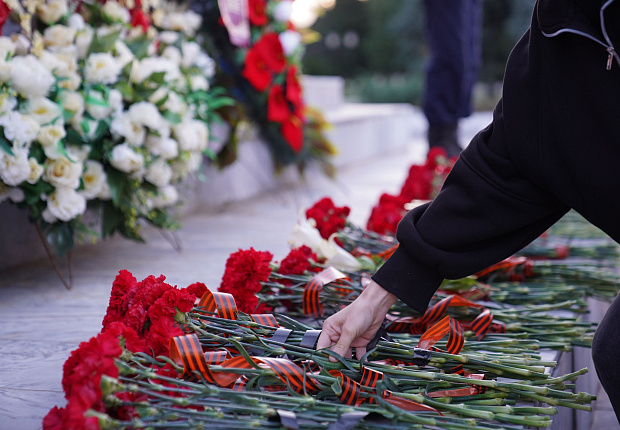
top-left (372, 101), bottom-right (569, 314)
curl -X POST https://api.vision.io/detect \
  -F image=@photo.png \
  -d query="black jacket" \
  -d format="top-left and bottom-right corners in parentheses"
top-left (373, 0), bottom-right (620, 313)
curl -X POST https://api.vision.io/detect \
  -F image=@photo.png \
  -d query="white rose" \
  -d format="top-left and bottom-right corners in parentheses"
top-left (84, 52), bottom-right (122, 84)
top-left (67, 13), bottom-right (85, 31)
top-left (45, 186), bottom-right (86, 222)
top-left (322, 235), bottom-right (363, 272)
top-left (66, 145), bottom-right (90, 163)
top-left (146, 135), bottom-right (178, 160)
top-left (0, 183), bottom-right (25, 203)
top-left (181, 41), bottom-right (201, 68)
top-left (38, 0), bottom-right (69, 25)
top-left (27, 97), bottom-right (63, 125)
top-left (58, 71), bottom-right (82, 91)
top-left (39, 50), bottom-right (68, 74)
top-left (27, 157), bottom-right (44, 184)
top-left (128, 101), bottom-right (163, 129)
top-left (162, 92), bottom-right (187, 116)
top-left (13, 34), bottom-right (31, 56)
top-left (0, 112), bottom-right (40, 147)
top-left (98, 179), bottom-right (111, 200)
top-left (171, 151), bottom-right (201, 181)
top-left (190, 74), bottom-right (209, 92)
top-left (162, 11), bottom-right (202, 37)
top-left (9, 55), bottom-right (55, 98)
top-left (149, 184), bottom-right (178, 209)
top-left (85, 90), bottom-right (113, 120)
top-left (279, 30), bottom-right (301, 56)
top-left (196, 53), bottom-right (216, 78)
top-left (110, 114), bottom-right (146, 146)
top-left (58, 90), bottom-right (84, 117)
top-left (38, 124), bottom-right (66, 159)
top-left (0, 36), bottom-right (16, 61)
top-left (0, 147), bottom-right (30, 186)
top-left (173, 119), bottom-right (208, 152)
top-left (145, 158), bottom-right (172, 187)
top-left (0, 60), bottom-right (11, 83)
top-left (161, 46), bottom-right (181, 65)
top-left (158, 31), bottom-right (179, 45)
top-left (80, 160), bottom-right (107, 199)
top-left (75, 27), bottom-right (94, 59)
top-left (45, 156), bottom-right (83, 189)
top-left (110, 143), bottom-right (145, 173)
top-left (52, 46), bottom-right (78, 72)
top-left (273, 0), bottom-right (293, 22)
top-left (0, 95), bottom-right (17, 115)
top-left (43, 25), bottom-right (76, 48)
top-left (102, 1), bottom-right (131, 23)
top-left (114, 40), bottom-right (134, 68)
top-left (130, 57), bottom-right (181, 84)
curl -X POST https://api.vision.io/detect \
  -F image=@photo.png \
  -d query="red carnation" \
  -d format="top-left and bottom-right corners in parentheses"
top-left (104, 322), bottom-right (147, 354)
top-left (146, 318), bottom-right (184, 357)
top-left (248, 0), bottom-right (268, 26)
top-left (131, 7), bottom-right (150, 33)
top-left (305, 197), bottom-right (350, 239)
top-left (267, 84), bottom-right (290, 123)
top-left (102, 270), bottom-right (137, 329)
top-left (219, 248), bottom-right (273, 313)
top-left (366, 193), bottom-right (408, 235)
top-left (282, 114), bottom-right (304, 152)
top-left (278, 245), bottom-right (318, 276)
top-left (42, 406), bottom-right (65, 430)
top-left (148, 288), bottom-right (195, 321)
top-left (185, 282), bottom-right (208, 299)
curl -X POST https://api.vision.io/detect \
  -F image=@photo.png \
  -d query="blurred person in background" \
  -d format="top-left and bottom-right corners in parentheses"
top-left (423, 0), bottom-right (483, 157)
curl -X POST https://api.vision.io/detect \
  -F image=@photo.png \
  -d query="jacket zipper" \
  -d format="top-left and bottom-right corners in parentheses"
top-left (540, 0), bottom-right (620, 70)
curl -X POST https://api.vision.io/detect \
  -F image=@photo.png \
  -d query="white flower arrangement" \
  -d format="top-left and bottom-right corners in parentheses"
top-left (0, 0), bottom-right (233, 257)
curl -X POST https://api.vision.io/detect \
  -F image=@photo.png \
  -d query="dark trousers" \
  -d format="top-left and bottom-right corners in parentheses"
top-left (422, 0), bottom-right (483, 127)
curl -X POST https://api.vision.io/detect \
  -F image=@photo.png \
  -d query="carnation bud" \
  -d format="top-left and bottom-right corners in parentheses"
top-left (174, 308), bottom-right (188, 324)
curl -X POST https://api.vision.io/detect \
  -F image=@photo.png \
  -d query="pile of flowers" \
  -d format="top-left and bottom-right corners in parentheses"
top-left (45, 268), bottom-right (598, 429)
top-left (192, 0), bottom-right (337, 174)
top-left (366, 147), bottom-right (456, 235)
top-left (0, 0), bottom-right (232, 256)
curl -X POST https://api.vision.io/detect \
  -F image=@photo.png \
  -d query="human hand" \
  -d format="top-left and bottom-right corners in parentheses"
top-left (316, 280), bottom-right (397, 362)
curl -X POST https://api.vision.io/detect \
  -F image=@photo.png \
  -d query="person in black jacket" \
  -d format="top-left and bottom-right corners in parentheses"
top-left (317, 0), bottom-right (620, 422)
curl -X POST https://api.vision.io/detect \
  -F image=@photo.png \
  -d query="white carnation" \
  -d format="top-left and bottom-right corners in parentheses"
top-left (279, 30), bottom-right (301, 56)
top-left (149, 184), bottom-right (178, 209)
top-left (38, 0), bottom-right (69, 25)
top-left (45, 186), bottom-right (86, 222)
top-left (27, 97), bottom-right (63, 125)
top-left (145, 158), bottom-right (172, 187)
top-left (58, 70), bottom-right (82, 91)
top-left (162, 92), bottom-right (187, 116)
top-left (58, 90), bottom-right (84, 117)
top-left (84, 52), bottom-right (122, 84)
top-left (195, 53), bottom-right (216, 78)
top-left (9, 55), bottom-right (55, 98)
top-left (190, 74), bottom-right (209, 92)
top-left (38, 124), bottom-right (66, 159)
top-left (80, 160), bottom-right (107, 199)
top-left (110, 143), bottom-right (145, 173)
top-left (273, 0), bottom-right (293, 22)
top-left (146, 135), bottom-right (178, 160)
top-left (0, 147), bottom-right (30, 186)
top-left (43, 25), bottom-right (76, 48)
top-left (0, 111), bottom-right (40, 146)
top-left (130, 57), bottom-right (181, 84)
top-left (102, 1), bottom-right (131, 23)
top-left (45, 156), bottom-right (83, 189)
top-left (173, 119), bottom-right (209, 152)
top-left (161, 46), bottom-right (181, 65)
top-left (27, 157), bottom-right (44, 184)
top-left (127, 101), bottom-right (163, 130)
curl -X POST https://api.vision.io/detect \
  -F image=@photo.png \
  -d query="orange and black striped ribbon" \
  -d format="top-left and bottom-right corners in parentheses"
top-left (418, 316), bottom-right (464, 355)
top-left (329, 370), bottom-right (362, 406)
top-left (302, 267), bottom-right (348, 318)
top-left (376, 244), bottom-right (398, 261)
top-left (170, 334), bottom-right (320, 393)
top-left (197, 290), bottom-right (238, 320)
top-left (251, 313), bottom-right (279, 327)
top-left (204, 350), bottom-right (230, 365)
top-left (428, 373), bottom-right (487, 397)
top-left (360, 366), bottom-right (383, 389)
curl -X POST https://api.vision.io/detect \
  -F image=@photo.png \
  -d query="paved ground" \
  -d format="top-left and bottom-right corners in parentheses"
top-left (0, 112), bottom-right (616, 430)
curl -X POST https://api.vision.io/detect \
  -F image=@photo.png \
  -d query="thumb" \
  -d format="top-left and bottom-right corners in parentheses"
top-left (329, 329), bottom-right (356, 362)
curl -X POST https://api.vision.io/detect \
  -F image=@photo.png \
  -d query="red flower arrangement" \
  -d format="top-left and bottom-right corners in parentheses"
top-left (305, 197), bottom-right (351, 240)
top-left (366, 149), bottom-right (457, 235)
top-left (248, 0), bottom-right (268, 26)
top-left (278, 245), bottom-right (320, 277)
top-left (218, 248), bottom-right (274, 313)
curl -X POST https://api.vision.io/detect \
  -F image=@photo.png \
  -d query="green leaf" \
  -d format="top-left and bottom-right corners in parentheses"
top-left (145, 71), bottom-right (166, 86)
top-left (331, 380), bottom-right (342, 396)
top-left (124, 35), bottom-right (153, 60)
top-left (105, 167), bottom-right (127, 206)
top-left (85, 93), bottom-right (109, 107)
top-left (115, 81), bottom-right (134, 100)
top-left (162, 110), bottom-right (182, 125)
top-left (0, 134), bottom-right (14, 156)
top-left (64, 128), bottom-right (86, 147)
top-left (88, 30), bottom-right (122, 55)
top-left (206, 97), bottom-right (237, 111)
top-left (101, 202), bottom-right (124, 238)
top-left (202, 148), bottom-right (216, 160)
top-left (46, 223), bottom-right (75, 257)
